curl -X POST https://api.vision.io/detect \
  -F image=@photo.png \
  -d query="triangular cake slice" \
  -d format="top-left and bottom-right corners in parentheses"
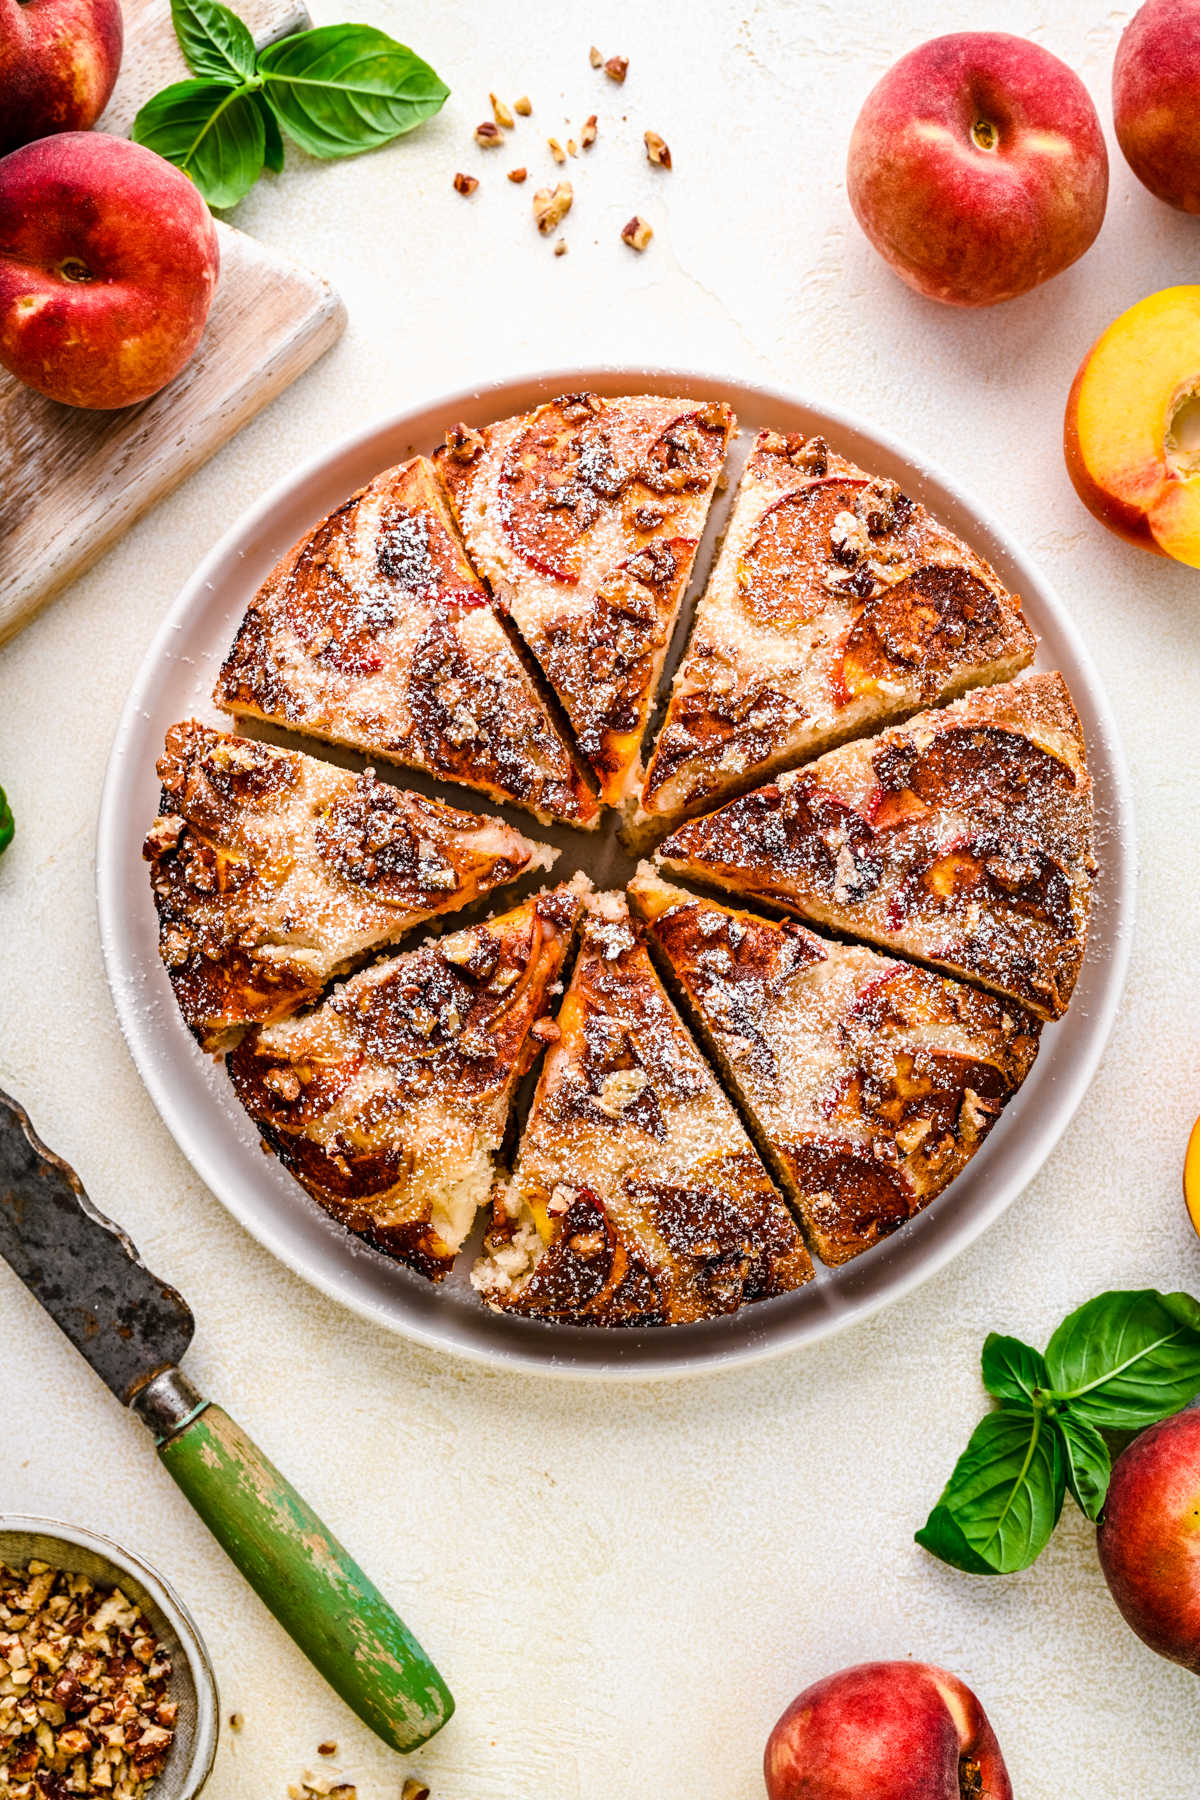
top-left (658, 674), bottom-right (1094, 1020)
top-left (212, 456), bottom-right (599, 829)
top-left (143, 721), bottom-right (556, 1051)
top-left (640, 430), bottom-right (1036, 828)
top-left (435, 393), bottom-right (734, 807)
top-left (227, 882), bottom-right (585, 1280)
top-left (629, 867), bottom-right (1041, 1266)
top-left (472, 891), bottom-right (812, 1324)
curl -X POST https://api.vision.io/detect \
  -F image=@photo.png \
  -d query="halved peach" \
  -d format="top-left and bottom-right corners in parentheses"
top-left (1185, 1110), bottom-right (1200, 1241)
top-left (1065, 286), bottom-right (1200, 567)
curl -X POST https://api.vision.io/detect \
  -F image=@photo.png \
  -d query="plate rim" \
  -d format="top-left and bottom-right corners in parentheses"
top-left (96, 361), bottom-right (1137, 1381)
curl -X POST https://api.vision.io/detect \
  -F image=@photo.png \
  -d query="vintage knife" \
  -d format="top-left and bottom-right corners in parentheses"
top-left (0, 1086), bottom-right (453, 1753)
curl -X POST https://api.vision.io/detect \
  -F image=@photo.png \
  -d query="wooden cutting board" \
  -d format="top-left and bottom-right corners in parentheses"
top-left (0, 0), bottom-right (347, 648)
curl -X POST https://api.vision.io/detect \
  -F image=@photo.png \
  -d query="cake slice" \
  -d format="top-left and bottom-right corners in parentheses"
top-left (226, 882), bottom-right (585, 1280)
top-left (629, 867), bottom-right (1041, 1266)
top-left (640, 430), bottom-right (1036, 828)
top-left (435, 393), bottom-right (734, 807)
top-left (212, 456), bottom-right (599, 829)
top-left (657, 673), bottom-right (1094, 1020)
top-left (472, 891), bottom-right (812, 1325)
top-left (143, 721), bottom-right (555, 1052)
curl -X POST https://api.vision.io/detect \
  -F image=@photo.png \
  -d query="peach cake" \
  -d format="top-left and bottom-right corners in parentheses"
top-left (141, 393), bottom-right (1098, 1324)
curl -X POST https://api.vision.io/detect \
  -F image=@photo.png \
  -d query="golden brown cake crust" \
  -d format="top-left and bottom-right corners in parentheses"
top-left (227, 884), bottom-right (584, 1280)
top-left (143, 721), bottom-right (552, 1052)
top-left (436, 393), bottom-right (734, 806)
top-left (640, 431), bottom-right (1036, 826)
top-left (658, 673), bottom-right (1095, 1020)
top-left (473, 891), bottom-right (812, 1324)
top-left (630, 868), bottom-right (1041, 1266)
top-left (212, 456), bottom-right (599, 829)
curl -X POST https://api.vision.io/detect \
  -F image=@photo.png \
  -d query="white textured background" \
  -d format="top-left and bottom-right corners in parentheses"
top-left (2, 1), bottom-right (1199, 1795)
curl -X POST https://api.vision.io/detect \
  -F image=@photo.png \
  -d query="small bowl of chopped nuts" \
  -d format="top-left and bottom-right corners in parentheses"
top-left (0, 1516), bottom-right (219, 1798)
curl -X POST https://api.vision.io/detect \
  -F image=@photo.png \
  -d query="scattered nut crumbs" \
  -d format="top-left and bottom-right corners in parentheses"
top-left (229, 1711), bottom-right (244, 1732)
top-left (317, 1739), bottom-right (337, 1756)
top-left (473, 121), bottom-right (503, 149)
top-left (553, 238), bottom-right (568, 256)
top-left (0, 1558), bottom-right (176, 1799)
top-left (452, 172), bottom-right (479, 196)
top-left (514, 95), bottom-right (532, 116)
top-left (589, 45), bottom-right (603, 68)
top-left (604, 54), bottom-right (629, 83)
top-left (401, 1782), bottom-right (430, 1800)
top-left (287, 1772), bottom-right (355, 1799)
top-left (644, 130), bottom-right (672, 169)
top-left (547, 136), bottom-right (566, 164)
top-left (621, 214), bottom-right (653, 250)
top-left (567, 137), bottom-right (578, 156)
top-left (507, 166), bottom-right (527, 183)
top-left (580, 114), bottom-right (597, 148)
top-left (489, 93), bottom-right (514, 130)
top-left (533, 181), bottom-right (573, 235)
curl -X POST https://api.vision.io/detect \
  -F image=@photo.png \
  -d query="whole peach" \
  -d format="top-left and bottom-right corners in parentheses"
top-left (847, 32), bottom-right (1108, 306)
top-left (1098, 1409), bottom-right (1200, 1673)
top-left (0, 0), bottom-right (123, 156)
top-left (0, 133), bottom-right (219, 409)
top-left (1114, 0), bottom-right (1200, 212)
top-left (763, 1660), bottom-right (1012, 1800)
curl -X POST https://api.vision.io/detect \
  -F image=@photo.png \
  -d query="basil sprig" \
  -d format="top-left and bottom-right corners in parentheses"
top-left (917, 1290), bottom-right (1200, 1573)
top-left (0, 787), bottom-right (12, 856)
top-left (132, 0), bottom-right (448, 209)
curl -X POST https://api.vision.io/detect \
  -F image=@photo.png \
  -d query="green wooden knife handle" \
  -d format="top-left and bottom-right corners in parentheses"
top-left (152, 1393), bottom-right (453, 1752)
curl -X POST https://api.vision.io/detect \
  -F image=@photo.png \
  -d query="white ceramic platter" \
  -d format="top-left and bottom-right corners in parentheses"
top-left (97, 367), bottom-right (1135, 1380)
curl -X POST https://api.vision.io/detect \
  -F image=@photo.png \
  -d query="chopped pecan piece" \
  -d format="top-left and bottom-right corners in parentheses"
top-left (621, 214), bottom-right (653, 251)
top-left (644, 130), bottom-right (672, 168)
top-left (452, 171), bottom-right (479, 196)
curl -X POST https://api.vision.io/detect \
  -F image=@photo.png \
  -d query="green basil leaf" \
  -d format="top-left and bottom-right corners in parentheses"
top-left (133, 78), bottom-right (264, 209)
top-left (1044, 1289), bottom-right (1200, 1428)
top-left (171, 0), bottom-right (256, 82)
top-left (981, 1333), bottom-right (1047, 1405)
top-left (915, 1407), bottom-right (1064, 1575)
top-left (257, 24), bottom-right (448, 160)
top-left (1055, 1412), bottom-right (1111, 1521)
top-left (255, 90), bottom-right (285, 173)
top-left (0, 787), bottom-right (13, 856)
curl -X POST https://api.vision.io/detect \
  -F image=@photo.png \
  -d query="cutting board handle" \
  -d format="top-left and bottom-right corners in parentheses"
top-left (157, 1399), bottom-right (453, 1752)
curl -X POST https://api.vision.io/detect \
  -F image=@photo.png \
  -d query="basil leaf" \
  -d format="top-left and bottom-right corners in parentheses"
top-left (981, 1333), bottom-right (1047, 1405)
top-left (1055, 1412), bottom-right (1111, 1521)
top-left (133, 78), bottom-right (264, 209)
top-left (915, 1407), bottom-right (1064, 1575)
top-left (0, 787), bottom-right (13, 856)
top-left (257, 25), bottom-right (448, 160)
top-left (255, 90), bottom-right (285, 173)
top-left (171, 0), bottom-right (255, 82)
top-left (1044, 1289), bottom-right (1200, 1428)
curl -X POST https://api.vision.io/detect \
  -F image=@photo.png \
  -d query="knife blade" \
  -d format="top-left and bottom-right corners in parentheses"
top-left (0, 1094), bottom-right (194, 1404)
top-left (0, 1087), bottom-right (453, 1754)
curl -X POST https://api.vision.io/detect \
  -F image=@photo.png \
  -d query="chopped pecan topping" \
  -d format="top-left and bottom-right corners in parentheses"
top-left (489, 93), bottom-right (515, 129)
top-left (580, 114), bottom-right (598, 148)
top-left (621, 214), bottom-right (653, 250)
top-left (443, 421), bottom-right (485, 463)
top-left (514, 95), bottom-right (532, 116)
top-left (604, 53), bottom-right (628, 82)
top-left (474, 120), bottom-right (503, 148)
top-left (452, 171), bottom-right (478, 196)
top-left (533, 181), bottom-right (573, 233)
top-left (589, 45), bottom-right (603, 67)
top-left (507, 165), bottom-right (528, 182)
top-left (644, 130), bottom-right (671, 168)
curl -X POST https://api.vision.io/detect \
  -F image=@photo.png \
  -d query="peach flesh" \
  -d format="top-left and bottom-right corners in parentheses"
top-left (1064, 285), bottom-right (1200, 567)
